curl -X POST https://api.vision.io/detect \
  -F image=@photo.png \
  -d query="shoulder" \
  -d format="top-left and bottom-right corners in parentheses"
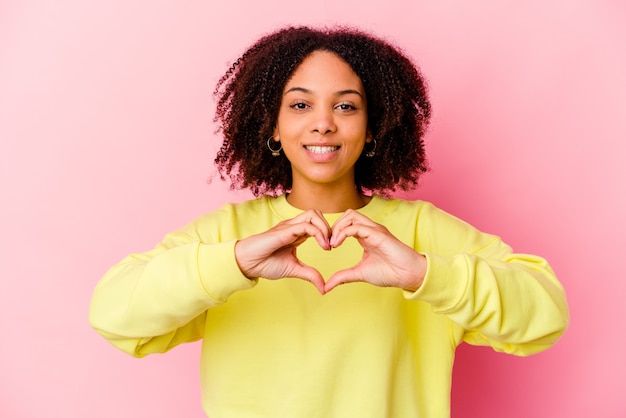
top-left (194, 196), bottom-right (276, 224)
top-left (200, 195), bottom-right (275, 215)
top-left (370, 196), bottom-right (488, 239)
top-left (369, 195), bottom-right (441, 220)
top-left (183, 196), bottom-right (282, 240)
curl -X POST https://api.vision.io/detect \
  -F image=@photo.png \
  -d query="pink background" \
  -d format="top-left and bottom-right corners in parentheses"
top-left (1, 1), bottom-right (624, 417)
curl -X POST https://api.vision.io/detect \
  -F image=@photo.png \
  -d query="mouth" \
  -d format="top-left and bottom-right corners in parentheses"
top-left (304, 145), bottom-right (340, 154)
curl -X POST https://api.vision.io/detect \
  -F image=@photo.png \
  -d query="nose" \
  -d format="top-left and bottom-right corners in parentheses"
top-left (311, 107), bottom-right (336, 135)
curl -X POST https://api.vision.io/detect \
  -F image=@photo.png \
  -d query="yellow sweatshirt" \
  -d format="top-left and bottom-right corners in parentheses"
top-left (90, 195), bottom-right (569, 417)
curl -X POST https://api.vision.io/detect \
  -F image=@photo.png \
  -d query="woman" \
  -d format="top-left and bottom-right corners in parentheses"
top-left (90, 26), bottom-right (569, 417)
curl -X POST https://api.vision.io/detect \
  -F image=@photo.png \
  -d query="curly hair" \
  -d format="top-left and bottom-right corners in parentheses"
top-left (213, 26), bottom-right (431, 196)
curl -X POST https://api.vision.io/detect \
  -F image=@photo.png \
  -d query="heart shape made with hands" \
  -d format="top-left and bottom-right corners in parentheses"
top-left (235, 209), bottom-right (425, 294)
top-left (296, 233), bottom-right (365, 294)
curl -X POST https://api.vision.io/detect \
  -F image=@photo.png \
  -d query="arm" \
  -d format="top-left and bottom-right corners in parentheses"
top-left (407, 204), bottom-right (569, 356)
top-left (324, 201), bottom-right (569, 356)
top-left (90, 204), bottom-right (335, 357)
top-left (89, 228), bottom-right (256, 357)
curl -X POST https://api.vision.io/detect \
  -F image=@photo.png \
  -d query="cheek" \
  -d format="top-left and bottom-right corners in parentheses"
top-left (349, 115), bottom-right (368, 134)
top-left (275, 115), bottom-right (304, 139)
top-left (348, 124), bottom-right (369, 143)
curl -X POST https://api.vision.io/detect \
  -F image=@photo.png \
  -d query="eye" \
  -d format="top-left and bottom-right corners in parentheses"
top-left (290, 101), bottom-right (310, 111)
top-left (335, 102), bottom-right (357, 111)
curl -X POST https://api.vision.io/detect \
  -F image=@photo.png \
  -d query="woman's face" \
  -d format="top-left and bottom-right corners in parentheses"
top-left (273, 50), bottom-right (370, 191)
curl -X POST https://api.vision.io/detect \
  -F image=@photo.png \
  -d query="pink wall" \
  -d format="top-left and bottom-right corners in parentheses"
top-left (1, 0), bottom-right (624, 416)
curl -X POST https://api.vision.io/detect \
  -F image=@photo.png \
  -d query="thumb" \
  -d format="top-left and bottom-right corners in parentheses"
top-left (324, 268), bottom-right (362, 293)
top-left (290, 262), bottom-right (326, 295)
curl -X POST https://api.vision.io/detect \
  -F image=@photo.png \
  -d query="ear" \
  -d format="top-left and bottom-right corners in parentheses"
top-left (365, 131), bottom-right (373, 143)
top-left (272, 127), bottom-right (280, 142)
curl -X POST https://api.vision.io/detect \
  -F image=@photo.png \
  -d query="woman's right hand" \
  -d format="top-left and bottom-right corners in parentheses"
top-left (234, 210), bottom-right (331, 294)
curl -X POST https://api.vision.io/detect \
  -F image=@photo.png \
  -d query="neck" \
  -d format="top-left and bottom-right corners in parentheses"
top-left (286, 181), bottom-right (371, 213)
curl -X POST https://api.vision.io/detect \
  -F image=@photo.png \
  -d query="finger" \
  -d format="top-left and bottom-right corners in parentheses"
top-left (331, 211), bottom-right (379, 247)
top-left (287, 210), bottom-right (332, 249)
top-left (332, 209), bottom-right (376, 230)
top-left (286, 222), bottom-right (332, 251)
top-left (288, 209), bottom-right (331, 231)
top-left (274, 218), bottom-right (328, 246)
top-left (331, 223), bottom-right (378, 249)
top-left (308, 211), bottom-right (332, 249)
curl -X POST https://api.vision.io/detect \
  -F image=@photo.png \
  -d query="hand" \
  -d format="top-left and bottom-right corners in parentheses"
top-left (234, 210), bottom-right (331, 294)
top-left (324, 210), bottom-right (427, 293)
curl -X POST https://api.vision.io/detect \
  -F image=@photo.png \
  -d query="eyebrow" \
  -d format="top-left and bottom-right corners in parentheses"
top-left (283, 87), bottom-right (364, 98)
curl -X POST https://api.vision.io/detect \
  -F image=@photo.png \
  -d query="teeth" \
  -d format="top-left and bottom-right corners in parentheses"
top-left (305, 145), bottom-right (338, 154)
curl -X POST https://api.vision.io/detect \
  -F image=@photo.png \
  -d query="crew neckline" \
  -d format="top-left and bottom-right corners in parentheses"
top-left (268, 193), bottom-right (385, 222)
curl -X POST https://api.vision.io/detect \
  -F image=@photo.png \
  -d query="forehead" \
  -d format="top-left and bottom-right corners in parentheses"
top-left (284, 50), bottom-right (364, 91)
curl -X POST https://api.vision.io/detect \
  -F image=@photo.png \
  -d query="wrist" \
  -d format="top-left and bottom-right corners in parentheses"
top-left (234, 239), bottom-right (255, 280)
top-left (404, 253), bottom-right (427, 292)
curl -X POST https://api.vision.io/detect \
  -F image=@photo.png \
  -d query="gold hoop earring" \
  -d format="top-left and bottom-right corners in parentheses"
top-left (267, 137), bottom-right (282, 157)
top-left (364, 139), bottom-right (377, 157)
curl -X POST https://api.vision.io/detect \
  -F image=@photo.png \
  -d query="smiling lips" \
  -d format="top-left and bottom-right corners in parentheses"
top-left (305, 145), bottom-right (340, 154)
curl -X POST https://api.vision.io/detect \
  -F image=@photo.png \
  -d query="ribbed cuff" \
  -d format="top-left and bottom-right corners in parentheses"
top-left (403, 252), bottom-right (470, 313)
top-left (197, 240), bottom-right (257, 303)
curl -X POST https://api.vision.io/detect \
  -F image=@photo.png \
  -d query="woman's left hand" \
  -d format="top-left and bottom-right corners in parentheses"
top-left (324, 210), bottom-right (427, 293)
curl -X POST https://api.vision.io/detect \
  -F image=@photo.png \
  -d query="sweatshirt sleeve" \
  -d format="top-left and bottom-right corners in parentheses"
top-left (404, 202), bottom-right (569, 356)
top-left (89, 220), bottom-right (257, 358)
